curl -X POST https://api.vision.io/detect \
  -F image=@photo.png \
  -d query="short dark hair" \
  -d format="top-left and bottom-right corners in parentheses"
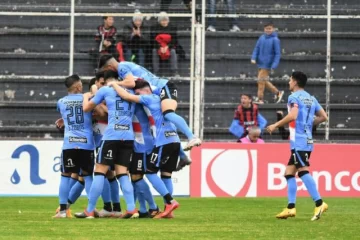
top-left (291, 71), bottom-right (308, 88)
top-left (104, 70), bottom-right (118, 81)
top-left (89, 77), bottom-right (96, 90)
top-left (103, 16), bottom-right (109, 20)
top-left (98, 54), bottom-right (114, 69)
top-left (134, 79), bottom-right (151, 90)
top-left (65, 74), bottom-right (81, 88)
top-left (95, 71), bottom-right (105, 80)
top-left (264, 22), bottom-right (274, 27)
top-left (241, 93), bottom-right (252, 99)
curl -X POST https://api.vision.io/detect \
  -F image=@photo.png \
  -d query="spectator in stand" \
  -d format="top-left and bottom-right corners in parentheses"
top-left (95, 17), bottom-right (117, 61)
top-left (238, 126), bottom-right (265, 144)
top-left (122, 10), bottom-right (148, 67)
top-left (229, 93), bottom-right (267, 140)
top-left (207, 0), bottom-right (240, 32)
top-left (251, 22), bottom-right (283, 105)
top-left (151, 12), bottom-right (179, 76)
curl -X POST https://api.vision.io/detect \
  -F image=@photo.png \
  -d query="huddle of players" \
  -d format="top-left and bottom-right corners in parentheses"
top-left (54, 55), bottom-right (201, 219)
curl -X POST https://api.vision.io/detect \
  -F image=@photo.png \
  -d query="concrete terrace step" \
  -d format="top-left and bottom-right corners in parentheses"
top-left (1, 29), bottom-right (360, 56)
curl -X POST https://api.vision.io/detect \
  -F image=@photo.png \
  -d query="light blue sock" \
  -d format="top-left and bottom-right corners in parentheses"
top-left (68, 177), bottom-right (77, 192)
top-left (101, 178), bottom-right (111, 204)
top-left (164, 112), bottom-right (194, 140)
top-left (118, 175), bottom-right (135, 212)
top-left (179, 145), bottom-right (186, 159)
top-left (286, 176), bottom-right (297, 204)
top-left (109, 178), bottom-right (120, 204)
top-left (300, 172), bottom-right (321, 202)
top-left (59, 175), bottom-right (70, 205)
top-left (146, 173), bottom-right (169, 197)
top-left (83, 175), bottom-right (93, 197)
top-left (161, 176), bottom-right (173, 203)
top-left (140, 179), bottom-right (157, 210)
top-left (68, 180), bottom-right (85, 204)
top-left (86, 174), bottom-right (104, 213)
top-left (133, 180), bottom-right (147, 213)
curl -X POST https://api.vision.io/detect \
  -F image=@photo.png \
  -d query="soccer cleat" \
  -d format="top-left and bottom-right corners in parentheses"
top-left (276, 208), bottom-right (296, 219)
top-left (154, 200), bottom-right (179, 219)
top-left (52, 210), bottom-right (67, 218)
top-left (176, 155), bottom-right (192, 171)
top-left (275, 91), bottom-right (284, 104)
top-left (74, 209), bottom-right (95, 219)
top-left (98, 209), bottom-right (113, 218)
top-left (163, 212), bottom-right (174, 219)
top-left (184, 138), bottom-right (202, 151)
top-left (121, 209), bottom-right (139, 219)
top-left (55, 207), bottom-right (72, 218)
top-left (111, 211), bottom-right (123, 218)
top-left (149, 208), bottom-right (160, 218)
top-left (139, 211), bottom-right (150, 218)
top-left (311, 202), bottom-right (328, 221)
top-left (55, 206), bottom-right (60, 214)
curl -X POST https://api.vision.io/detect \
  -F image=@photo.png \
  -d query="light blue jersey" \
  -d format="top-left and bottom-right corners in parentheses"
top-left (139, 94), bottom-right (180, 147)
top-left (57, 94), bottom-right (94, 150)
top-left (117, 61), bottom-right (168, 95)
top-left (133, 104), bottom-right (154, 154)
top-left (287, 90), bottom-right (322, 152)
top-left (91, 86), bottom-right (135, 141)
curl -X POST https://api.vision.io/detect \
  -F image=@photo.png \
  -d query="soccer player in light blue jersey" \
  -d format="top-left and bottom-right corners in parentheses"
top-left (108, 80), bottom-right (180, 218)
top-left (98, 54), bottom-right (201, 151)
top-left (75, 71), bottom-right (138, 219)
top-left (267, 71), bottom-right (329, 221)
top-left (53, 74), bottom-right (95, 218)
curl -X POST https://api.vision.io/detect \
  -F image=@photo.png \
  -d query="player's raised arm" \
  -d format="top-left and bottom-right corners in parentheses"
top-left (83, 92), bottom-right (96, 112)
top-left (117, 73), bottom-right (136, 89)
top-left (109, 81), bottom-right (140, 103)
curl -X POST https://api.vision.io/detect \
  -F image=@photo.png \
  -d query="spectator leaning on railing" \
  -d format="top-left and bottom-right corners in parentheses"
top-left (122, 10), bottom-right (148, 67)
top-left (229, 93), bottom-right (267, 141)
top-left (95, 16), bottom-right (117, 58)
top-left (151, 12), bottom-right (179, 76)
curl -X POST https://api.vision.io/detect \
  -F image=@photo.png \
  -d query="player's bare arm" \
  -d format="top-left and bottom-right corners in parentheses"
top-left (109, 81), bottom-right (140, 103)
top-left (267, 107), bottom-right (298, 134)
top-left (93, 104), bottom-right (107, 121)
top-left (313, 108), bottom-right (328, 126)
top-left (115, 73), bottom-right (136, 89)
top-left (82, 92), bottom-right (96, 112)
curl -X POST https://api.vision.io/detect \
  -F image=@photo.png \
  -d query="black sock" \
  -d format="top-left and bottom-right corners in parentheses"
top-left (60, 204), bottom-right (67, 211)
top-left (163, 193), bottom-right (173, 204)
top-left (103, 202), bottom-right (112, 212)
top-left (287, 203), bottom-right (295, 209)
top-left (112, 203), bottom-right (121, 212)
top-left (315, 199), bottom-right (323, 207)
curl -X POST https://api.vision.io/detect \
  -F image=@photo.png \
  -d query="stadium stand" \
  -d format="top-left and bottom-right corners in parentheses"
top-left (0, 0), bottom-right (359, 141)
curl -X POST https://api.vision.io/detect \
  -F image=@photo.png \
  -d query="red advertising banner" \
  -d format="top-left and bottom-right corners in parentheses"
top-left (190, 143), bottom-right (360, 197)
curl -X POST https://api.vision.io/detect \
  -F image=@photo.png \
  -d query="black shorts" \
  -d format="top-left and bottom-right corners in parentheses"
top-left (97, 140), bottom-right (134, 167)
top-left (288, 150), bottom-right (312, 168)
top-left (160, 81), bottom-right (178, 101)
top-left (129, 151), bottom-right (147, 175)
top-left (146, 142), bottom-right (180, 173)
top-left (61, 149), bottom-right (94, 174)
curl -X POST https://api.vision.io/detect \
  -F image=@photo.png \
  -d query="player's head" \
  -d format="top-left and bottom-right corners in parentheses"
top-left (240, 93), bottom-right (252, 108)
top-left (290, 71), bottom-right (307, 91)
top-left (103, 16), bottom-right (114, 28)
top-left (247, 126), bottom-right (261, 143)
top-left (95, 71), bottom-right (105, 88)
top-left (98, 54), bottom-right (118, 71)
top-left (65, 74), bottom-right (82, 93)
top-left (104, 70), bottom-right (119, 83)
top-left (134, 80), bottom-right (152, 95)
top-left (264, 22), bottom-right (274, 35)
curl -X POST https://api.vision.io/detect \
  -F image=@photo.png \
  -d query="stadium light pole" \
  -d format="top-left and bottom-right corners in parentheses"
top-left (325, 0), bottom-right (331, 141)
top-left (69, 0), bottom-right (75, 75)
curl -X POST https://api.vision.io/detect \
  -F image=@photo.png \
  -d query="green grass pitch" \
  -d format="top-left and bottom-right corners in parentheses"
top-left (1, 197), bottom-right (359, 240)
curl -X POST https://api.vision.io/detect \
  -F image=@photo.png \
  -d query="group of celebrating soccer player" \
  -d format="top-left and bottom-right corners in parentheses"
top-left (54, 54), bottom-right (201, 219)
